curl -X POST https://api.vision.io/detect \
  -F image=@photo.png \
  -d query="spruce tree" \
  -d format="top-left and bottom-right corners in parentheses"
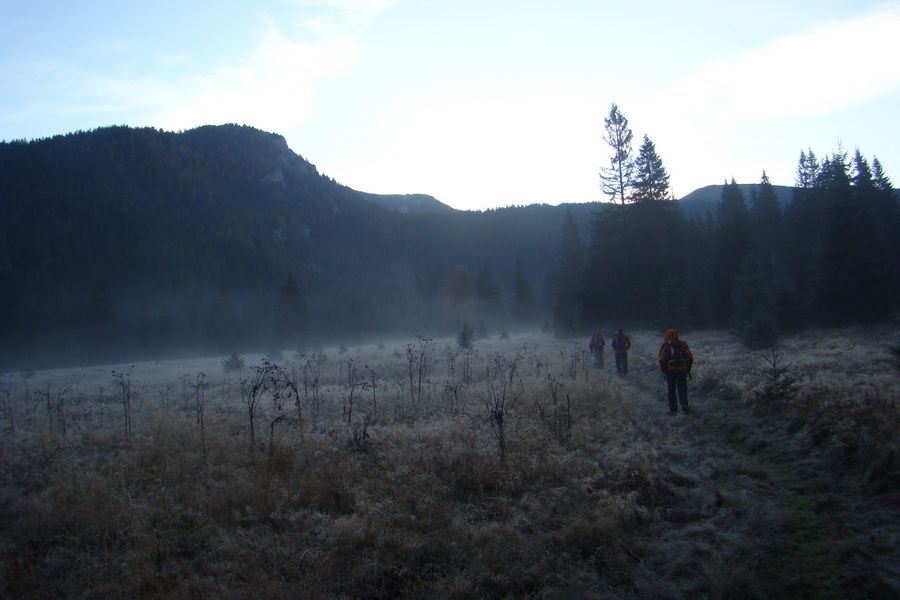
top-left (582, 206), bottom-right (626, 324)
top-left (552, 210), bottom-right (586, 336)
top-left (205, 286), bottom-right (242, 352)
top-left (851, 149), bottom-right (875, 192)
top-left (732, 253), bottom-right (780, 349)
top-left (599, 103), bottom-right (634, 204)
top-left (748, 171), bottom-right (783, 254)
top-left (456, 322), bottom-right (475, 349)
top-left (475, 259), bottom-right (504, 319)
top-left (272, 274), bottom-right (307, 349)
top-left (712, 180), bottom-right (750, 329)
top-left (583, 201), bottom-right (686, 327)
top-left (631, 134), bottom-right (671, 203)
top-left (784, 150), bottom-right (827, 328)
top-left (442, 265), bottom-right (478, 325)
top-left (511, 258), bottom-right (537, 325)
top-left (818, 148), bottom-right (851, 193)
top-left (795, 148), bottom-right (820, 189)
top-left (85, 281), bottom-right (120, 360)
top-left (872, 157), bottom-right (894, 192)
top-left (870, 157), bottom-right (900, 303)
top-left (816, 190), bottom-right (890, 325)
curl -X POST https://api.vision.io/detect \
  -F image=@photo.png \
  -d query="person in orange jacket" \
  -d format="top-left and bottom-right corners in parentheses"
top-left (589, 330), bottom-right (605, 367)
top-left (611, 327), bottom-right (631, 376)
top-left (658, 328), bottom-right (693, 415)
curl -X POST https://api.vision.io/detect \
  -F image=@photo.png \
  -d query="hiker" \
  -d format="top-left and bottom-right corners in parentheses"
top-left (611, 327), bottom-right (631, 375)
top-left (589, 330), bottom-right (605, 367)
top-left (658, 328), bottom-right (693, 415)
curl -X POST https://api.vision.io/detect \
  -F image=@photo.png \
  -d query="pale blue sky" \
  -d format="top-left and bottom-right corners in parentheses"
top-left (2, 0), bottom-right (899, 210)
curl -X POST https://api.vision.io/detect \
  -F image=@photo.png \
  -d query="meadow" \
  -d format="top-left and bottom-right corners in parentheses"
top-left (1, 327), bottom-right (898, 599)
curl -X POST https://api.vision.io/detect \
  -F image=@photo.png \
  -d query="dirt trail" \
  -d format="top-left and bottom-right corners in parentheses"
top-left (610, 360), bottom-right (900, 599)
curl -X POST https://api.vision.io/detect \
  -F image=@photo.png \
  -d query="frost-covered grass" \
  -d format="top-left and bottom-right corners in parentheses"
top-left (1, 328), bottom-right (898, 599)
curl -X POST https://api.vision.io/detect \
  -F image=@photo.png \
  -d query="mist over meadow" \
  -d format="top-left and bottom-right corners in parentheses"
top-left (1, 124), bottom-right (897, 372)
top-left (0, 121), bottom-right (899, 598)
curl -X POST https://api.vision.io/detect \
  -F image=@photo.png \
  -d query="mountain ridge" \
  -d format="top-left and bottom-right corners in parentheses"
top-left (6, 123), bottom-right (891, 370)
top-left (355, 191), bottom-right (456, 215)
top-left (678, 183), bottom-right (795, 217)
top-left (0, 124), bottom-right (594, 367)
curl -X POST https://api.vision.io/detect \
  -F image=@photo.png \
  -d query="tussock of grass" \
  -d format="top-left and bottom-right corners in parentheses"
top-left (1, 329), bottom-right (899, 598)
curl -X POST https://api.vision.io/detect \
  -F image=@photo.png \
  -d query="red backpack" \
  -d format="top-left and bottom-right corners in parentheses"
top-left (664, 339), bottom-right (688, 368)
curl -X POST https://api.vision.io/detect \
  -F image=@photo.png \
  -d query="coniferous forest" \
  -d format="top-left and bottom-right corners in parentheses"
top-left (0, 124), bottom-right (897, 370)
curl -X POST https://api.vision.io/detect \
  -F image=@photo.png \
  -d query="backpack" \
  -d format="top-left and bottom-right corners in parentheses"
top-left (664, 339), bottom-right (688, 368)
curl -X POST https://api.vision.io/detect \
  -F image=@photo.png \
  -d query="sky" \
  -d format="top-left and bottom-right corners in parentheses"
top-left (2, 0), bottom-right (900, 211)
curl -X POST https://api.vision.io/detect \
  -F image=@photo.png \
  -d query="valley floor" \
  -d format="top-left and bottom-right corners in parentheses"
top-left (1, 328), bottom-right (898, 598)
top-left (605, 329), bottom-right (900, 598)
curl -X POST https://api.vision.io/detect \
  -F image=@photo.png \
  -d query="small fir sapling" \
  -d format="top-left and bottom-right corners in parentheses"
top-left (111, 366), bottom-right (134, 439)
top-left (457, 322), bottom-right (476, 350)
top-left (192, 372), bottom-right (208, 457)
top-left (888, 339), bottom-right (900, 373)
top-left (755, 346), bottom-right (796, 402)
top-left (221, 352), bottom-right (246, 373)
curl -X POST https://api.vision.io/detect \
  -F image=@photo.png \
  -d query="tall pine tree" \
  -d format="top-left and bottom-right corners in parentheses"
top-left (271, 274), bottom-right (307, 350)
top-left (872, 157), bottom-right (894, 193)
top-left (783, 150), bottom-right (826, 327)
top-left (711, 180), bottom-right (750, 329)
top-left (599, 103), bottom-right (634, 205)
top-left (748, 171), bottom-right (784, 255)
top-left (511, 257), bottom-right (537, 326)
top-left (583, 201), bottom-right (686, 328)
top-left (442, 265), bottom-right (478, 327)
top-left (631, 134), bottom-right (671, 203)
top-left (475, 258), bottom-right (505, 322)
top-left (869, 157), bottom-right (900, 302)
top-left (552, 209), bottom-right (586, 336)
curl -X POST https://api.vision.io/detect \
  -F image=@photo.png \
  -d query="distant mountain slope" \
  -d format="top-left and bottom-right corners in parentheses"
top-left (356, 191), bottom-right (456, 215)
top-left (678, 183), bottom-right (794, 217)
top-left (0, 124), bottom-right (595, 367)
top-left (9, 122), bottom-right (888, 371)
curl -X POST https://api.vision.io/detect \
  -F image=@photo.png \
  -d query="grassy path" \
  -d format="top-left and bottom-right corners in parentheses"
top-left (610, 359), bottom-right (900, 599)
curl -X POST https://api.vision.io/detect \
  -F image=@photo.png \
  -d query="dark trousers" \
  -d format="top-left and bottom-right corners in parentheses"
top-left (666, 371), bottom-right (689, 413)
top-left (615, 353), bottom-right (628, 375)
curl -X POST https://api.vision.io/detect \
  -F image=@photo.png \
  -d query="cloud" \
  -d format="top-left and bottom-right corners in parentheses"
top-left (661, 3), bottom-right (900, 126)
top-left (306, 0), bottom-right (397, 25)
top-left (5, 1), bottom-right (393, 136)
top-left (285, 0), bottom-right (396, 39)
top-left (623, 2), bottom-right (900, 194)
top-left (150, 2), bottom-right (397, 133)
top-left (150, 23), bottom-right (364, 132)
top-left (338, 86), bottom-right (605, 208)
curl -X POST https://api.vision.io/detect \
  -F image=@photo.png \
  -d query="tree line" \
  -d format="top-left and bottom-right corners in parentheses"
top-left (0, 125), bottom-right (582, 369)
top-left (1, 120), bottom-right (895, 370)
top-left (552, 103), bottom-right (899, 347)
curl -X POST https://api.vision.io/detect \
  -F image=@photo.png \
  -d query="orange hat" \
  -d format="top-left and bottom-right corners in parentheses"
top-left (663, 329), bottom-right (679, 342)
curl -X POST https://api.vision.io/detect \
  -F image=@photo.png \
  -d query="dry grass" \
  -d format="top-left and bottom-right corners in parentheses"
top-left (1, 328), bottom-right (898, 599)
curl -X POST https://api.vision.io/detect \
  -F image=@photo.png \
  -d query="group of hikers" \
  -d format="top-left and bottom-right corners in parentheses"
top-left (589, 328), bottom-right (694, 415)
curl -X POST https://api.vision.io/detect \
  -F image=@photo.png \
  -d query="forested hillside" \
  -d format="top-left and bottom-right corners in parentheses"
top-left (0, 125), bottom-right (597, 368)
top-left (566, 167), bottom-right (899, 346)
top-left (1, 125), bottom-right (897, 370)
